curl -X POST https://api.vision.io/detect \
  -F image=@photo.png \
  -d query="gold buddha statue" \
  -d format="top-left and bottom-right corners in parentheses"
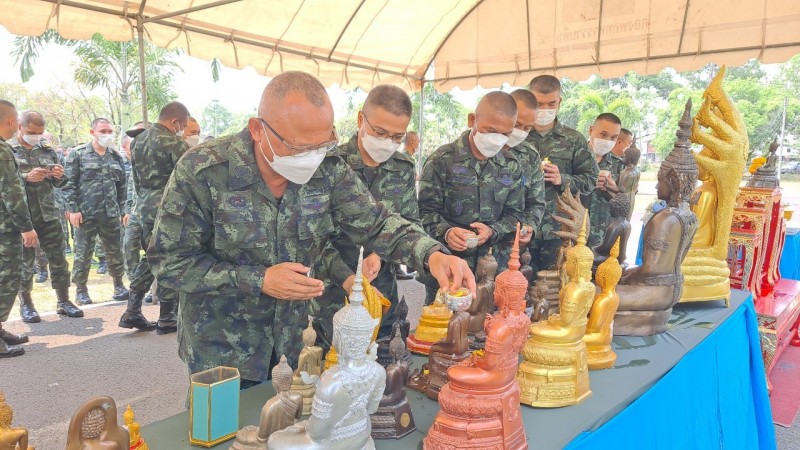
top-left (232, 355), bottom-right (303, 449)
top-left (518, 216), bottom-right (595, 407)
top-left (406, 288), bottom-right (452, 355)
top-left (122, 405), bottom-right (148, 450)
top-left (0, 391), bottom-right (33, 450)
top-left (615, 101), bottom-right (699, 336)
top-left (424, 225), bottom-right (529, 449)
top-left (681, 66), bottom-right (748, 305)
top-left (291, 317), bottom-right (323, 416)
top-left (324, 254), bottom-right (389, 369)
top-left (584, 238), bottom-right (622, 369)
top-left (65, 397), bottom-right (129, 450)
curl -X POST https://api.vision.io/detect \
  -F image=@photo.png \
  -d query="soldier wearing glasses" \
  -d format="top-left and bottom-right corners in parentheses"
top-left (312, 85), bottom-right (419, 349)
top-left (148, 72), bottom-right (474, 384)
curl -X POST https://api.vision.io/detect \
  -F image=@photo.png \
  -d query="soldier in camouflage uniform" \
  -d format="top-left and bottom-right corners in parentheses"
top-left (418, 91), bottom-right (525, 303)
top-left (314, 85), bottom-right (418, 346)
top-left (55, 146), bottom-right (72, 252)
top-left (586, 113), bottom-right (625, 248)
top-left (504, 89), bottom-right (546, 250)
top-left (526, 75), bottom-right (599, 276)
top-left (123, 103), bottom-right (191, 333)
top-left (0, 100), bottom-right (39, 358)
top-left (63, 118), bottom-right (130, 305)
top-left (11, 111), bottom-right (84, 323)
top-left (149, 72), bottom-right (473, 384)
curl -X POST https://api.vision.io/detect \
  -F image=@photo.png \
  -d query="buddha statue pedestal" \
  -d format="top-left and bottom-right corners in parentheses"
top-left (377, 298), bottom-right (412, 368)
top-left (371, 333), bottom-right (416, 439)
top-left (408, 289), bottom-right (472, 401)
top-left (518, 216), bottom-right (595, 408)
top-left (680, 66), bottom-right (748, 306)
top-left (615, 100), bottom-right (698, 336)
top-left (407, 290), bottom-right (452, 355)
top-left (425, 225), bottom-right (529, 449)
top-left (584, 238), bottom-right (623, 370)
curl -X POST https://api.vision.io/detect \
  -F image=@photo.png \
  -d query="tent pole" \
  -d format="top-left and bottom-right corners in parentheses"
top-left (137, 18), bottom-right (149, 126)
top-left (418, 79), bottom-right (425, 179)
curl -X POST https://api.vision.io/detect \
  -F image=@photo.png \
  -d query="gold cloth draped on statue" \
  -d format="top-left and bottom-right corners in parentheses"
top-left (680, 66), bottom-right (748, 305)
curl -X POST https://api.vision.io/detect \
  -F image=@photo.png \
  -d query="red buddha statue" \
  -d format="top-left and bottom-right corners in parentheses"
top-left (424, 225), bottom-right (529, 450)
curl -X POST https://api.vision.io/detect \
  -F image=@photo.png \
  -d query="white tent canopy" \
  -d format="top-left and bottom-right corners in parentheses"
top-left (1, 0), bottom-right (799, 92)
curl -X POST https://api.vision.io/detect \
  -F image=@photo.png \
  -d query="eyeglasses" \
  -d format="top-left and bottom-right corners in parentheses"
top-left (362, 112), bottom-right (406, 144)
top-left (258, 118), bottom-right (339, 156)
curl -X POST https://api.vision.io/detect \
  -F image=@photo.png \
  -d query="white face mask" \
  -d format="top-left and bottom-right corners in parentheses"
top-left (472, 127), bottom-right (508, 158)
top-left (257, 122), bottom-right (327, 185)
top-left (591, 137), bottom-right (616, 156)
top-left (535, 109), bottom-right (558, 126)
top-left (97, 134), bottom-right (115, 149)
top-left (22, 134), bottom-right (42, 146)
top-left (185, 135), bottom-right (201, 147)
top-left (505, 128), bottom-right (529, 148)
top-left (361, 128), bottom-right (399, 163)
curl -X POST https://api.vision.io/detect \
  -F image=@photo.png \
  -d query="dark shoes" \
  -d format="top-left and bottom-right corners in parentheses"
top-left (35, 267), bottom-right (48, 283)
top-left (144, 292), bottom-right (153, 303)
top-left (75, 285), bottom-right (93, 305)
top-left (157, 299), bottom-right (178, 335)
top-left (18, 292), bottom-right (41, 324)
top-left (119, 291), bottom-right (157, 331)
top-left (57, 287), bottom-right (85, 318)
top-left (112, 278), bottom-right (130, 301)
top-left (0, 340), bottom-right (24, 358)
top-left (394, 264), bottom-right (416, 280)
top-left (0, 328), bottom-right (29, 345)
top-left (96, 258), bottom-right (108, 275)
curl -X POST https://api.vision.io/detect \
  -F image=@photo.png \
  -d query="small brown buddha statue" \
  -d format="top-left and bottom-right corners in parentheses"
top-left (407, 289), bottom-right (473, 401)
top-left (370, 332), bottom-right (416, 439)
top-left (619, 142), bottom-right (642, 222)
top-left (0, 391), bottom-right (33, 450)
top-left (291, 317), bottom-right (323, 416)
top-left (518, 216), bottom-right (595, 407)
top-left (584, 238), bottom-right (623, 370)
top-left (425, 224), bottom-right (529, 450)
top-left (377, 297), bottom-right (412, 368)
top-left (616, 101), bottom-right (699, 336)
top-left (593, 193), bottom-right (631, 269)
top-left (65, 397), bottom-right (129, 450)
top-left (747, 138), bottom-right (780, 189)
top-left (122, 405), bottom-right (148, 450)
top-left (467, 250), bottom-right (498, 350)
top-left (406, 289), bottom-right (452, 355)
top-left (529, 279), bottom-right (549, 323)
top-left (232, 355), bottom-right (302, 449)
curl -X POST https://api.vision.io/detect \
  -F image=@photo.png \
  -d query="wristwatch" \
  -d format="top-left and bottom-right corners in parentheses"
top-left (423, 243), bottom-right (451, 271)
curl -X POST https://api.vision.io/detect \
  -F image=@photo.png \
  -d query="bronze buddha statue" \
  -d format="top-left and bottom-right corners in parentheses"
top-left (468, 250), bottom-right (498, 350)
top-left (593, 193), bottom-right (631, 269)
top-left (370, 332), bottom-right (416, 439)
top-left (615, 101), bottom-right (699, 336)
top-left (584, 238), bottom-right (623, 369)
top-left (291, 317), bottom-right (323, 416)
top-left (747, 138), bottom-right (780, 189)
top-left (518, 216), bottom-right (595, 407)
top-left (65, 397), bottom-right (129, 450)
top-left (529, 279), bottom-right (549, 323)
top-left (619, 142), bottom-right (642, 222)
top-left (232, 355), bottom-right (303, 449)
top-left (425, 225), bottom-right (529, 450)
top-left (0, 391), bottom-right (33, 450)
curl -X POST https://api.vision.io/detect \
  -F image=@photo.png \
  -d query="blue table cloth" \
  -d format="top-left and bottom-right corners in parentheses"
top-left (780, 227), bottom-right (800, 280)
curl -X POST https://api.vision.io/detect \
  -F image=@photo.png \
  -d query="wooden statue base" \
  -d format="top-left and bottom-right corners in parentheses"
top-left (424, 380), bottom-right (528, 450)
top-left (755, 279), bottom-right (800, 382)
top-left (371, 399), bottom-right (416, 440)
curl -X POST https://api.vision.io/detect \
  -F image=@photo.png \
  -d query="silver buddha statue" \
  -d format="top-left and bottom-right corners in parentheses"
top-left (268, 248), bottom-right (386, 450)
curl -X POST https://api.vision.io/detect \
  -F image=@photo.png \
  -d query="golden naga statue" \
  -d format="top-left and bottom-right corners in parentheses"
top-left (681, 66), bottom-right (748, 305)
top-left (123, 405), bottom-right (149, 450)
top-left (0, 391), bottom-right (34, 450)
top-left (517, 215), bottom-right (595, 407)
top-left (584, 238), bottom-right (622, 369)
top-left (406, 289), bottom-right (453, 355)
top-left (324, 253), bottom-right (389, 370)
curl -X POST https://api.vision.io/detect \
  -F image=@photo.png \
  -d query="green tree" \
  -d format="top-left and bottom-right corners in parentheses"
top-left (410, 83), bottom-right (469, 167)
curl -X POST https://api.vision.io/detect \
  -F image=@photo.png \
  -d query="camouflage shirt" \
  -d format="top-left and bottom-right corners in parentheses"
top-left (148, 128), bottom-right (441, 381)
top-left (327, 135), bottom-right (420, 284)
top-left (505, 140), bottom-right (546, 238)
top-left (0, 138), bottom-right (33, 234)
top-left (588, 151), bottom-right (625, 247)
top-left (131, 123), bottom-right (189, 225)
top-left (525, 120), bottom-right (599, 241)
top-left (9, 138), bottom-right (67, 223)
top-left (418, 130), bottom-right (525, 270)
top-left (62, 143), bottom-right (127, 218)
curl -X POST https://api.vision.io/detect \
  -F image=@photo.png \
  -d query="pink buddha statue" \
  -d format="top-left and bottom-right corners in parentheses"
top-left (424, 225), bottom-right (529, 450)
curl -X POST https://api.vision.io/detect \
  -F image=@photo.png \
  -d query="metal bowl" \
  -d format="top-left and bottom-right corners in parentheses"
top-left (465, 236), bottom-right (479, 249)
top-left (445, 288), bottom-right (473, 312)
